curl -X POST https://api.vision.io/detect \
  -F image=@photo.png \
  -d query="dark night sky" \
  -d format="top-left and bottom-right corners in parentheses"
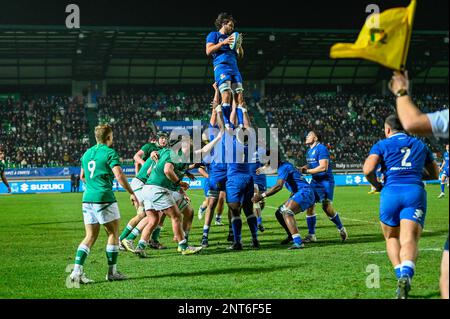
top-left (0, 0), bottom-right (448, 30)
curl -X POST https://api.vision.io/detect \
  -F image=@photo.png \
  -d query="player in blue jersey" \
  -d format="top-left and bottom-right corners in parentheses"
top-left (438, 144), bottom-right (449, 198)
top-left (363, 114), bottom-right (439, 299)
top-left (206, 13), bottom-right (246, 130)
top-left (221, 102), bottom-right (259, 250)
top-left (299, 131), bottom-right (348, 243)
top-left (253, 153), bottom-right (315, 250)
top-left (200, 85), bottom-right (230, 247)
top-left (368, 163), bottom-right (384, 194)
top-left (249, 147), bottom-right (268, 232)
top-left (390, 70), bottom-right (449, 299)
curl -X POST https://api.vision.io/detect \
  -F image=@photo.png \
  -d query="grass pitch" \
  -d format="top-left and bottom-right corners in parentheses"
top-left (0, 185), bottom-right (448, 299)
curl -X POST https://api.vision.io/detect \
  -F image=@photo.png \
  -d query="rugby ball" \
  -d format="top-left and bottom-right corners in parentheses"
top-left (229, 32), bottom-right (242, 51)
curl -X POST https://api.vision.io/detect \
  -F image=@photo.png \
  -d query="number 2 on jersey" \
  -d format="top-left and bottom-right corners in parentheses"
top-left (87, 160), bottom-right (96, 178)
top-left (401, 147), bottom-right (412, 167)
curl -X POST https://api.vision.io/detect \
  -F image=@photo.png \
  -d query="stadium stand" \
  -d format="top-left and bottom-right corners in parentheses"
top-left (1, 91), bottom-right (447, 168)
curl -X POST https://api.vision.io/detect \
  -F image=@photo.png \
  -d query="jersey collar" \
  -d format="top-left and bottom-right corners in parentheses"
top-left (388, 132), bottom-right (407, 139)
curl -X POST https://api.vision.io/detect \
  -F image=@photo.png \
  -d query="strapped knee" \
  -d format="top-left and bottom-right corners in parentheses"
top-left (219, 81), bottom-right (232, 94)
top-left (280, 205), bottom-right (295, 216)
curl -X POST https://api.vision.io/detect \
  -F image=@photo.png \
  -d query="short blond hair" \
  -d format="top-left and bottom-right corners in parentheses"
top-left (95, 124), bottom-right (113, 144)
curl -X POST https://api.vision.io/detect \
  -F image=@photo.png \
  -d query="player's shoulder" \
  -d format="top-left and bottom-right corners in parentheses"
top-left (206, 31), bottom-right (218, 41)
top-left (82, 145), bottom-right (94, 157)
top-left (317, 143), bottom-right (329, 152)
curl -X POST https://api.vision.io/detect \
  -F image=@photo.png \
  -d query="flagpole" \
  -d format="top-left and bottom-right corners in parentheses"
top-left (400, 0), bottom-right (417, 71)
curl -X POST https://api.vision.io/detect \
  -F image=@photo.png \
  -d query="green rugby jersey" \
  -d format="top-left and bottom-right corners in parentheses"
top-left (146, 148), bottom-right (179, 190)
top-left (140, 142), bottom-right (163, 161)
top-left (135, 157), bottom-right (155, 183)
top-left (81, 144), bottom-right (121, 203)
top-left (168, 162), bottom-right (189, 191)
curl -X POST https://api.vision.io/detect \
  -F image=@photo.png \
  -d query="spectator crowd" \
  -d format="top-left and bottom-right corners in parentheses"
top-left (0, 90), bottom-right (447, 168)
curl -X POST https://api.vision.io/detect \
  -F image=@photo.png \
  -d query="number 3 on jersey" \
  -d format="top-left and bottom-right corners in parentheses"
top-left (401, 147), bottom-right (412, 167)
top-left (88, 160), bottom-right (96, 178)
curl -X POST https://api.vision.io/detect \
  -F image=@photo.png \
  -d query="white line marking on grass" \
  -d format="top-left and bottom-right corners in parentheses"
top-left (364, 248), bottom-right (442, 254)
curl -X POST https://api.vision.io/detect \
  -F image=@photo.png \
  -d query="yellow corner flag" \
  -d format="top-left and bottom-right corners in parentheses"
top-left (330, 0), bottom-right (416, 71)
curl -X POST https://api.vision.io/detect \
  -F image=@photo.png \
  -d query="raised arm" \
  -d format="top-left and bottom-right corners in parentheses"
top-left (389, 71), bottom-right (433, 136)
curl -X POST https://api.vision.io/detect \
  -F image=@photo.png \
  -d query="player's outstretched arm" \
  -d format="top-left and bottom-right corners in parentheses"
top-left (210, 83), bottom-right (220, 126)
top-left (242, 104), bottom-right (251, 128)
top-left (252, 179), bottom-right (284, 203)
top-left (1, 171), bottom-right (11, 193)
top-left (363, 154), bottom-right (382, 191)
top-left (194, 129), bottom-right (224, 156)
top-left (230, 99), bottom-right (238, 127)
top-left (389, 71), bottom-right (433, 136)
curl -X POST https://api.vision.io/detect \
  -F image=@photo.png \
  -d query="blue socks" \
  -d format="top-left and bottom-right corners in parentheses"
top-left (292, 233), bottom-right (303, 245)
top-left (441, 183), bottom-right (445, 193)
top-left (330, 213), bottom-right (344, 230)
top-left (306, 215), bottom-right (317, 235)
top-left (394, 265), bottom-right (402, 279)
top-left (231, 217), bottom-right (242, 243)
top-left (401, 260), bottom-right (415, 279)
top-left (257, 216), bottom-right (262, 226)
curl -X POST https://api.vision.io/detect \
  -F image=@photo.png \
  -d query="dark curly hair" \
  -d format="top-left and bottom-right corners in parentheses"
top-left (215, 12), bottom-right (236, 30)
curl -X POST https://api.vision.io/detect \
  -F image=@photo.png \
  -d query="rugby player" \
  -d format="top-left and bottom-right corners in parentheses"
top-left (69, 124), bottom-right (139, 284)
top-left (363, 114), bottom-right (438, 299)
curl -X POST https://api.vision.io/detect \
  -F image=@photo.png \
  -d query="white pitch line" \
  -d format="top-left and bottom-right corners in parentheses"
top-left (364, 248), bottom-right (442, 254)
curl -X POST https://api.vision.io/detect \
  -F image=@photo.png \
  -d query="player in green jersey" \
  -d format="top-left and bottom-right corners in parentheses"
top-left (135, 114), bottom-right (225, 256)
top-left (133, 131), bottom-right (168, 174)
top-left (69, 124), bottom-right (139, 284)
top-left (0, 149), bottom-right (11, 193)
top-left (119, 156), bottom-right (158, 252)
top-left (132, 131), bottom-right (170, 248)
top-left (119, 133), bottom-right (170, 252)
